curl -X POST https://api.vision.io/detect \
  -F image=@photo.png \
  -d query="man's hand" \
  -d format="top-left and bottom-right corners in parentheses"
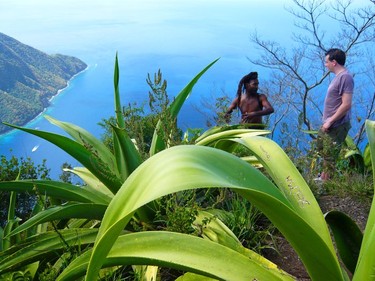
top-left (322, 117), bottom-right (332, 132)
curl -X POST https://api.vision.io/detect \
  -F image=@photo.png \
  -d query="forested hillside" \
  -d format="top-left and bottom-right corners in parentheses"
top-left (0, 32), bottom-right (87, 134)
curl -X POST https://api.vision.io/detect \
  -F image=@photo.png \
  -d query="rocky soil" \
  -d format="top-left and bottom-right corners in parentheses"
top-left (263, 195), bottom-right (372, 280)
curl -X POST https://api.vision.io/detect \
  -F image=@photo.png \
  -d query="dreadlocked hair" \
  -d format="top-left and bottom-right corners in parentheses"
top-left (236, 72), bottom-right (258, 107)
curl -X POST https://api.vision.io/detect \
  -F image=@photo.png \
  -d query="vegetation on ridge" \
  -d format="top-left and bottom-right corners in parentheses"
top-left (0, 32), bottom-right (87, 134)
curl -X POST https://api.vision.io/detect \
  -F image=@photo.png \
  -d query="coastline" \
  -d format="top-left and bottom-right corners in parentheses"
top-left (49, 65), bottom-right (89, 103)
top-left (0, 65), bottom-right (90, 138)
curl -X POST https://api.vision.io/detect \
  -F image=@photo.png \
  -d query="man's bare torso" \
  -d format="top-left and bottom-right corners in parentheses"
top-left (239, 94), bottom-right (263, 124)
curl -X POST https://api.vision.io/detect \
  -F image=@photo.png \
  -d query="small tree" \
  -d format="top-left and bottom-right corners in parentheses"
top-left (100, 69), bottom-right (182, 160)
top-left (0, 155), bottom-right (50, 227)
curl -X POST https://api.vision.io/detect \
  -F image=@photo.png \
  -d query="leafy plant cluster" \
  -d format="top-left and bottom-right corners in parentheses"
top-left (0, 155), bottom-right (50, 228)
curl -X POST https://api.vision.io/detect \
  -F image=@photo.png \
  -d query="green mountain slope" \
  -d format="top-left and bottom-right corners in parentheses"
top-left (0, 32), bottom-right (87, 134)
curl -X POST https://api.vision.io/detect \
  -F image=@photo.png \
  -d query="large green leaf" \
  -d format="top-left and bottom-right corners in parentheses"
top-left (0, 180), bottom-right (108, 204)
top-left (325, 210), bottom-right (363, 274)
top-left (7, 203), bottom-right (107, 238)
top-left (363, 143), bottom-right (371, 170)
top-left (176, 273), bottom-right (218, 281)
top-left (2, 123), bottom-right (122, 193)
top-left (64, 167), bottom-right (113, 199)
top-left (229, 136), bottom-right (334, 247)
top-left (195, 124), bottom-right (251, 143)
top-left (86, 145), bottom-right (343, 281)
top-left (199, 133), bottom-right (336, 256)
top-left (353, 120), bottom-right (375, 281)
top-left (194, 210), bottom-right (290, 277)
top-left (343, 135), bottom-right (365, 172)
top-left (44, 115), bottom-right (118, 176)
top-left (111, 124), bottom-right (142, 180)
top-left (113, 53), bottom-right (125, 129)
top-left (195, 128), bottom-right (269, 147)
top-left (2, 192), bottom-right (18, 250)
top-left (149, 58), bottom-right (219, 156)
top-left (1, 219), bottom-right (20, 251)
top-left (0, 229), bottom-right (98, 274)
top-left (194, 126), bottom-right (268, 166)
top-left (0, 227), bottom-right (3, 252)
top-left (112, 55), bottom-right (142, 181)
top-left (58, 231), bottom-right (295, 281)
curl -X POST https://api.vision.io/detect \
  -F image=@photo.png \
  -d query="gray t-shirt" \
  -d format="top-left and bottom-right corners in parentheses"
top-left (323, 70), bottom-right (354, 128)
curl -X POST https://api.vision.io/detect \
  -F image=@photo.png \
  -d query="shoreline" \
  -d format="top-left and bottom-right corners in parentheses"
top-left (49, 65), bottom-right (89, 103)
top-left (0, 65), bottom-right (90, 138)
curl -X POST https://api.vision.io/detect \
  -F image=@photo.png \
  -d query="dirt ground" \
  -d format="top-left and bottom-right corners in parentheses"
top-left (263, 195), bottom-right (372, 280)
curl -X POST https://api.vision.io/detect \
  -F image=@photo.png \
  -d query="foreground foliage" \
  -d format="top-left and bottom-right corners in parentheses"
top-left (1, 57), bottom-right (375, 280)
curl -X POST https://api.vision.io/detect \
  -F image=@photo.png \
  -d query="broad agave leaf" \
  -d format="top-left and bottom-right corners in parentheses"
top-left (227, 136), bottom-right (334, 246)
top-left (353, 119), bottom-right (375, 280)
top-left (176, 273), bottom-right (218, 281)
top-left (2, 219), bottom-right (21, 251)
top-left (194, 124), bottom-right (248, 143)
top-left (58, 231), bottom-right (295, 281)
top-left (44, 115), bottom-right (118, 176)
top-left (0, 228), bottom-right (3, 252)
top-left (195, 127), bottom-right (269, 147)
top-left (7, 203), bottom-right (107, 238)
top-left (197, 133), bottom-right (336, 249)
top-left (2, 123), bottom-right (122, 194)
top-left (86, 145), bottom-right (343, 281)
top-left (113, 53), bottom-right (125, 129)
top-left (111, 124), bottom-right (142, 180)
top-left (0, 180), bottom-right (108, 204)
top-left (149, 58), bottom-right (219, 156)
top-left (343, 135), bottom-right (365, 172)
top-left (240, 155), bottom-right (263, 167)
top-left (325, 210), bottom-right (363, 274)
top-left (363, 143), bottom-right (371, 170)
top-left (194, 126), bottom-right (267, 168)
top-left (0, 229), bottom-right (98, 275)
top-left (112, 55), bottom-right (142, 180)
top-left (193, 210), bottom-right (292, 277)
top-left (132, 265), bottom-right (158, 281)
top-left (64, 167), bottom-right (113, 199)
top-left (2, 192), bottom-right (18, 250)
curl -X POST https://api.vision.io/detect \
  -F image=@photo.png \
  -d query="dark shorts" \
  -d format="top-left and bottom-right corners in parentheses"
top-left (317, 121), bottom-right (351, 171)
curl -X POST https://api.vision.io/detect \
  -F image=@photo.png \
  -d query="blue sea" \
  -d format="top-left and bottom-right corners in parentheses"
top-left (0, 0), bottom-right (371, 179)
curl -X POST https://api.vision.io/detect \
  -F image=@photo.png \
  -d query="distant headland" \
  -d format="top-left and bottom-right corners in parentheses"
top-left (0, 32), bottom-right (87, 134)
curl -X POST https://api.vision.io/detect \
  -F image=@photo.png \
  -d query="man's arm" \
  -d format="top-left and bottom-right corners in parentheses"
top-left (224, 98), bottom-right (238, 122)
top-left (322, 93), bottom-right (352, 132)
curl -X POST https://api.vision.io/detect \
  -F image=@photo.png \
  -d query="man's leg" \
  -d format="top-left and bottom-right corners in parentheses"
top-left (317, 122), bottom-right (350, 180)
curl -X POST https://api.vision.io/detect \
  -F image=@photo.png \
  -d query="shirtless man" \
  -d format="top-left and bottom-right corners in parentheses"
top-left (225, 72), bottom-right (274, 128)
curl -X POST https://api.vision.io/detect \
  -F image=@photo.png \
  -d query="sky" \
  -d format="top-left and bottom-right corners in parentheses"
top-left (0, 0), bottom-right (292, 56)
top-left (1, 0), bottom-right (371, 63)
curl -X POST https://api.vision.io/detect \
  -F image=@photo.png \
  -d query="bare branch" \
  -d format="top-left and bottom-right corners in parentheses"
top-left (286, 0), bottom-right (329, 50)
top-left (330, 0), bottom-right (375, 51)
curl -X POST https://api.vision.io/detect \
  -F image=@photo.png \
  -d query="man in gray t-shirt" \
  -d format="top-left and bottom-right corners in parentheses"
top-left (317, 48), bottom-right (354, 181)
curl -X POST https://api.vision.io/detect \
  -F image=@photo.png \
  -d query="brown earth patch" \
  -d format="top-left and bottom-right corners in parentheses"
top-left (263, 195), bottom-right (371, 280)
